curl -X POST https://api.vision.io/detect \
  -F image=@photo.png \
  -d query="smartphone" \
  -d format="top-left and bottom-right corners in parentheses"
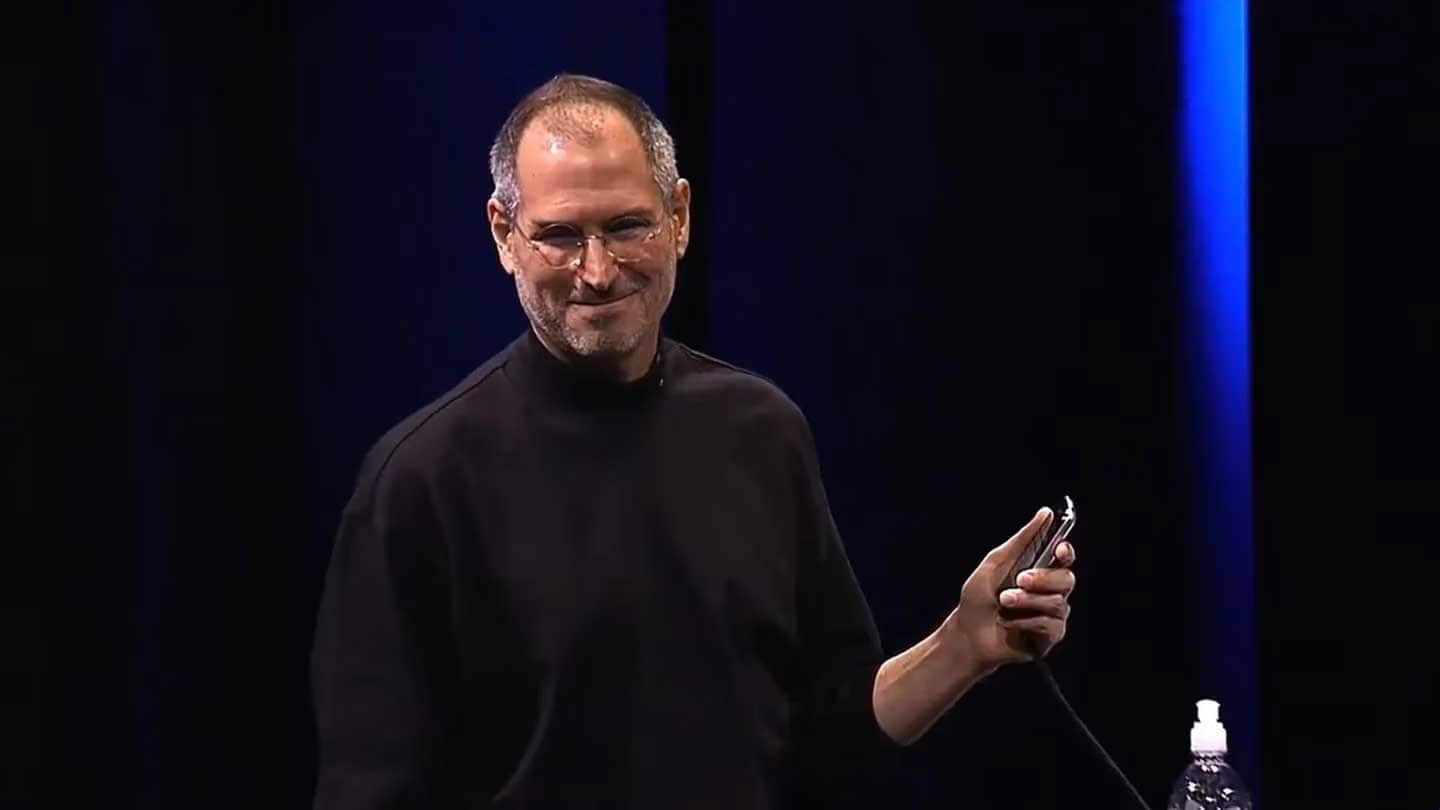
top-left (999, 495), bottom-right (1076, 595)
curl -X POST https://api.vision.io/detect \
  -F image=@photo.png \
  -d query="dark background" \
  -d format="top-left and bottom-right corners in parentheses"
top-left (18, 1), bottom-right (1436, 808)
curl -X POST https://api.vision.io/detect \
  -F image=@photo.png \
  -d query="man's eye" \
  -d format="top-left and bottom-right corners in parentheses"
top-left (609, 220), bottom-right (651, 239)
top-left (537, 229), bottom-right (579, 246)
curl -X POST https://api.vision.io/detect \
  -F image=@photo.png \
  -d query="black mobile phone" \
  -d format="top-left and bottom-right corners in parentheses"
top-left (999, 495), bottom-right (1076, 594)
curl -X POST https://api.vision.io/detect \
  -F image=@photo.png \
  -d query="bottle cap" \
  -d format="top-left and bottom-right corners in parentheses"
top-left (1190, 698), bottom-right (1228, 754)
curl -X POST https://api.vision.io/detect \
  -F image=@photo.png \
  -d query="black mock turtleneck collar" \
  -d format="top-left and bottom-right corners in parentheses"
top-left (507, 327), bottom-right (667, 406)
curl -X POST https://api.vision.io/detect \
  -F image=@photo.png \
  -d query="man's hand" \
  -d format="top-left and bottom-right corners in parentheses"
top-left (871, 506), bottom-right (1079, 744)
top-left (942, 507), bottom-right (1077, 671)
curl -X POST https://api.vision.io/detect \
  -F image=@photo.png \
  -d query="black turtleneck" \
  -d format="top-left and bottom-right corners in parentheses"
top-left (310, 329), bottom-right (900, 809)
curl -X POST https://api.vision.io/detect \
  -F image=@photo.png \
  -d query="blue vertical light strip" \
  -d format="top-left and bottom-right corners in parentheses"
top-left (1180, 0), bottom-right (1258, 799)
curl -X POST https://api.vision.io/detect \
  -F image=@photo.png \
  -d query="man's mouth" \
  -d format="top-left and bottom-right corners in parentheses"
top-left (570, 288), bottom-right (639, 307)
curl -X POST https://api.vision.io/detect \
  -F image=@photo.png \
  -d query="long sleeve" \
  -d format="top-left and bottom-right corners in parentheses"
top-left (310, 458), bottom-right (458, 810)
top-left (788, 414), bottom-right (902, 805)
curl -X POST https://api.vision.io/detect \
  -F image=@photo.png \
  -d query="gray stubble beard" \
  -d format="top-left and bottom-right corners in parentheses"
top-left (513, 266), bottom-right (674, 363)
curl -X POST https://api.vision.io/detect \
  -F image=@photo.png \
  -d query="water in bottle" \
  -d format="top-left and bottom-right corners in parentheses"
top-left (1166, 699), bottom-right (1253, 810)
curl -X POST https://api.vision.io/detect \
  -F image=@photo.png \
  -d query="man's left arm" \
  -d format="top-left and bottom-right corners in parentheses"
top-left (871, 507), bottom-right (1077, 745)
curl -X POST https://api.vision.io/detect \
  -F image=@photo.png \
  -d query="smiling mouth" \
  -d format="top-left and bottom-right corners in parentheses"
top-left (570, 289), bottom-right (639, 307)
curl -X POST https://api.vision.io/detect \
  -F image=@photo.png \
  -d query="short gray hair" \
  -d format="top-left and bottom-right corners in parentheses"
top-left (488, 74), bottom-right (679, 221)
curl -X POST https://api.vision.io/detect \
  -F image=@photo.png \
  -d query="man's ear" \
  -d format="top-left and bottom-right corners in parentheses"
top-left (670, 178), bottom-right (692, 259)
top-left (486, 197), bottom-right (517, 276)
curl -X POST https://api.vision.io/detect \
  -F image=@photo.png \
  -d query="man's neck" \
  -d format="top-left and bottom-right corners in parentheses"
top-left (532, 328), bottom-right (659, 384)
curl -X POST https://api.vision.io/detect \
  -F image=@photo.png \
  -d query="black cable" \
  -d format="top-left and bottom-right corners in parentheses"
top-left (1035, 657), bottom-right (1153, 810)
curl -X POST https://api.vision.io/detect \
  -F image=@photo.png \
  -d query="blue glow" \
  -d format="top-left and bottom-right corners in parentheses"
top-left (1180, 0), bottom-right (1257, 798)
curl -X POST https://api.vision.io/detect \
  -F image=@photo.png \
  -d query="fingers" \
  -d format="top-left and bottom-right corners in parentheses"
top-left (1015, 567), bottom-right (1076, 595)
top-left (998, 614), bottom-right (1066, 644)
top-left (998, 590), bottom-right (1071, 620)
top-left (1054, 541), bottom-right (1076, 567)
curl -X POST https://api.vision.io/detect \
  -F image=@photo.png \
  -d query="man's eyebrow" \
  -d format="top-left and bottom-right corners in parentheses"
top-left (606, 208), bottom-right (656, 222)
top-left (527, 209), bottom-right (656, 230)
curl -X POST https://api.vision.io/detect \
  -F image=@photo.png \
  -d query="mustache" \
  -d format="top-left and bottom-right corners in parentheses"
top-left (568, 273), bottom-right (645, 305)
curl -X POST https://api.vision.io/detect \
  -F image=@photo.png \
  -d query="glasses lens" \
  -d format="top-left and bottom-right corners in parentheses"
top-left (533, 231), bottom-right (580, 266)
top-left (606, 223), bottom-right (659, 263)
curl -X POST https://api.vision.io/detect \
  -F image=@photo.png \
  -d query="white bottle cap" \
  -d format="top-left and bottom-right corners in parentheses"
top-left (1190, 698), bottom-right (1228, 754)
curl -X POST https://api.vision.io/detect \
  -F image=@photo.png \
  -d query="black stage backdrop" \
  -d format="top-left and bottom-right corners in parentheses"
top-left (20, 2), bottom-right (1436, 807)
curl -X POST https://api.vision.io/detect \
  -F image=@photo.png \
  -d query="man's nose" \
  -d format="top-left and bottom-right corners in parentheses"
top-left (575, 235), bottom-right (618, 289)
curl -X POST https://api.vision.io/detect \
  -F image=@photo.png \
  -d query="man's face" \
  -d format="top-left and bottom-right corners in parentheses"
top-left (488, 106), bottom-right (690, 378)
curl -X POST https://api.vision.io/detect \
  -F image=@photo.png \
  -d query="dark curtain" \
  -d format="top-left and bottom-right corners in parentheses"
top-left (20, 2), bottom-right (1436, 808)
top-left (1251, 1), bottom-right (1439, 805)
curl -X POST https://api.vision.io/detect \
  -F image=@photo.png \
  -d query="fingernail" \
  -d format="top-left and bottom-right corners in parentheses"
top-left (1000, 590), bottom-right (1019, 606)
top-left (1018, 571), bottom-right (1034, 588)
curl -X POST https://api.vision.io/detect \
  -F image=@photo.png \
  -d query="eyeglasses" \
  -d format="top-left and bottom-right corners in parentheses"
top-left (511, 214), bottom-right (668, 270)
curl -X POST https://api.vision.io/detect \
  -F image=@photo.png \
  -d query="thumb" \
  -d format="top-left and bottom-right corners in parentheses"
top-left (984, 506), bottom-right (1053, 569)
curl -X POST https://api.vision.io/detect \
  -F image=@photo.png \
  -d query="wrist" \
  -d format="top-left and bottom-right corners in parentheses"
top-left (938, 609), bottom-right (1000, 682)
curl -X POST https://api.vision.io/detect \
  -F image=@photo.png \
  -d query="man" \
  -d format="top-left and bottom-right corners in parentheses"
top-left (310, 73), bottom-right (1077, 808)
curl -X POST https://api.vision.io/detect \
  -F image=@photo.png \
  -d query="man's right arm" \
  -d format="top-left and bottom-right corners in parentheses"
top-left (310, 464), bottom-right (456, 809)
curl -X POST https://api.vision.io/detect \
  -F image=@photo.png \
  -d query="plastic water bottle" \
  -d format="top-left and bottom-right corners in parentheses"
top-left (1166, 699), bottom-right (1253, 810)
